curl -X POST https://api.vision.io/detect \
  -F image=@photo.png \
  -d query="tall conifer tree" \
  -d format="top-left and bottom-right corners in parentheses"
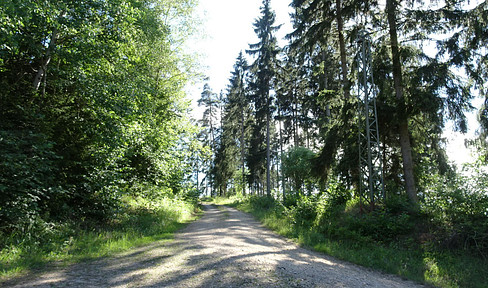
top-left (246, 0), bottom-right (281, 196)
top-left (198, 82), bottom-right (219, 196)
top-left (226, 52), bottom-right (250, 195)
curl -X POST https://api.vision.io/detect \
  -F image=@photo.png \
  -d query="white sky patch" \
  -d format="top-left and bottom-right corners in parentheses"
top-left (186, 0), bottom-right (293, 118)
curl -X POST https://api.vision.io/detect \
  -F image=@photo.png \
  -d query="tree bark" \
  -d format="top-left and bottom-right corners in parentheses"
top-left (386, 0), bottom-right (418, 203)
top-left (278, 104), bottom-right (286, 201)
top-left (33, 11), bottom-right (66, 91)
top-left (33, 28), bottom-right (58, 90)
top-left (266, 90), bottom-right (271, 197)
top-left (241, 92), bottom-right (246, 196)
top-left (336, 0), bottom-right (350, 100)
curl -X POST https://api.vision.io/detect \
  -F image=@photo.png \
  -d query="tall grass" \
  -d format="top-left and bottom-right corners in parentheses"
top-left (0, 196), bottom-right (199, 279)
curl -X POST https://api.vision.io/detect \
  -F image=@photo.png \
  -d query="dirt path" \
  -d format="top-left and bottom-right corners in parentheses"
top-left (3, 204), bottom-right (426, 287)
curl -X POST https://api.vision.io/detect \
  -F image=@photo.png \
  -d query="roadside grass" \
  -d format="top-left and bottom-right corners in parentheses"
top-left (0, 196), bottom-right (200, 280)
top-left (212, 196), bottom-right (488, 288)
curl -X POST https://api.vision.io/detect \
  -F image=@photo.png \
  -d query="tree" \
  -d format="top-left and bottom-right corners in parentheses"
top-left (198, 82), bottom-right (219, 196)
top-left (385, 0), bottom-right (418, 203)
top-left (288, 0), bottom-right (360, 188)
top-left (282, 146), bottom-right (316, 196)
top-left (0, 0), bottom-right (200, 229)
top-left (246, 0), bottom-right (281, 197)
top-left (226, 52), bottom-right (251, 195)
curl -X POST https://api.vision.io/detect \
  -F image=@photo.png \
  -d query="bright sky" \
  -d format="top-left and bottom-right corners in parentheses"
top-left (186, 0), bottom-right (481, 167)
top-left (187, 0), bottom-right (292, 106)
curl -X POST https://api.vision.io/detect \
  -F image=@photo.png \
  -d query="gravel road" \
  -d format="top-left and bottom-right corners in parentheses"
top-left (3, 204), bottom-right (426, 287)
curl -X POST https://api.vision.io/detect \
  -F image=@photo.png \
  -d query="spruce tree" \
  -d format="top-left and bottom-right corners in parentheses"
top-left (226, 52), bottom-right (251, 195)
top-left (198, 82), bottom-right (219, 196)
top-left (246, 0), bottom-right (281, 197)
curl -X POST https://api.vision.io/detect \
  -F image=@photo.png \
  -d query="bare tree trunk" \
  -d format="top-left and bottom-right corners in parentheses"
top-left (209, 102), bottom-right (215, 196)
top-left (386, 0), bottom-right (418, 203)
top-left (279, 106), bottom-right (286, 201)
top-left (322, 51), bottom-right (331, 118)
top-left (336, 0), bottom-right (350, 100)
top-left (196, 160), bottom-right (199, 192)
top-left (266, 90), bottom-right (271, 197)
top-left (241, 105), bottom-right (246, 196)
top-left (33, 11), bottom-right (66, 91)
top-left (34, 28), bottom-right (58, 91)
top-left (290, 79), bottom-right (298, 147)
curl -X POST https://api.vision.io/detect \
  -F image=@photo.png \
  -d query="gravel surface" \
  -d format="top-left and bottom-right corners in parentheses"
top-left (3, 204), bottom-right (426, 287)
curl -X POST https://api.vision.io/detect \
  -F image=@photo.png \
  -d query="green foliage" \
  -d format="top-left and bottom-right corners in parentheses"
top-left (281, 146), bottom-right (316, 195)
top-left (248, 195), bottom-right (276, 211)
top-left (285, 195), bottom-right (318, 229)
top-left (0, 129), bottom-right (61, 231)
top-left (229, 192), bottom-right (488, 288)
top-left (0, 0), bottom-right (203, 272)
top-left (422, 169), bottom-right (488, 258)
top-left (245, 0), bottom-right (281, 195)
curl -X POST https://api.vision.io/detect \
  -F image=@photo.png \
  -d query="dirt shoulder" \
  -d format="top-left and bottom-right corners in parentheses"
top-left (2, 204), bottom-right (426, 287)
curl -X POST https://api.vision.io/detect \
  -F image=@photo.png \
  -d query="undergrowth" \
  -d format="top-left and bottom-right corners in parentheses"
top-left (213, 195), bottom-right (488, 288)
top-left (0, 196), bottom-right (200, 280)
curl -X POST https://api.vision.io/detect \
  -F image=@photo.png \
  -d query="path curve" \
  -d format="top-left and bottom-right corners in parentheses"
top-left (3, 204), bottom-right (426, 287)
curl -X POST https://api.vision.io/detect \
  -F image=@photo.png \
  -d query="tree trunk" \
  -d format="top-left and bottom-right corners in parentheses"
top-left (279, 106), bottom-right (286, 201)
top-left (386, 0), bottom-right (418, 203)
top-left (241, 103), bottom-right (246, 196)
top-left (33, 11), bottom-right (66, 91)
top-left (33, 28), bottom-right (58, 91)
top-left (266, 90), bottom-right (271, 197)
top-left (336, 0), bottom-right (350, 100)
top-left (322, 51), bottom-right (331, 119)
top-left (293, 82), bottom-right (299, 147)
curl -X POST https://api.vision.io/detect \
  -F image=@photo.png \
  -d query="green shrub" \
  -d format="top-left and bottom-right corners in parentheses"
top-left (0, 129), bottom-right (61, 231)
top-left (283, 194), bottom-right (300, 208)
top-left (423, 173), bottom-right (488, 257)
top-left (249, 195), bottom-right (276, 210)
top-left (346, 206), bottom-right (414, 243)
top-left (285, 196), bottom-right (318, 229)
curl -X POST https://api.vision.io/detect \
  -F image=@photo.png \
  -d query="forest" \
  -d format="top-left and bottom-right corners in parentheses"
top-left (0, 0), bottom-right (202, 276)
top-left (197, 0), bottom-right (488, 286)
top-left (0, 0), bottom-right (487, 286)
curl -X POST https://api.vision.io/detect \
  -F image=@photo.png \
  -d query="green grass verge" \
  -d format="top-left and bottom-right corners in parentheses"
top-left (213, 196), bottom-right (488, 288)
top-left (0, 196), bottom-right (201, 280)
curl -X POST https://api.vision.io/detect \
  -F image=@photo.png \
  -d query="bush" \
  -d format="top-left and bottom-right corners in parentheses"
top-left (0, 129), bottom-right (61, 231)
top-left (285, 196), bottom-right (318, 229)
top-left (423, 172), bottom-right (488, 257)
top-left (249, 195), bottom-right (276, 210)
top-left (281, 147), bottom-right (317, 195)
top-left (346, 205), bottom-right (414, 243)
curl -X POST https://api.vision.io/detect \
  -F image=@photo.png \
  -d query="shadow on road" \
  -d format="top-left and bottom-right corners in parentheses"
top-left (3, 204), bottom-right (424, 288)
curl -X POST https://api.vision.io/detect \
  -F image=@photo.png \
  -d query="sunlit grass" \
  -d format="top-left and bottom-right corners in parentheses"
top-left (205, 195), bottom-right (243, 206)
top-left (0, 196), bottom-right (200, 280)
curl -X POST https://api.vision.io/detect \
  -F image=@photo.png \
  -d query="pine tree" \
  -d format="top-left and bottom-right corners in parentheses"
top-left (246, 0), bottom-right (281, 197)
top-left (198, 82), bottom-right (219, 196)
top-left (384, 0), bottom-right (418, 203)
top-left (226, 52), bottom-right (251, 195)
top-left (378, 0), bottom-right (478, 203)
top-left (286, 0), bottom-right (477, 202)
